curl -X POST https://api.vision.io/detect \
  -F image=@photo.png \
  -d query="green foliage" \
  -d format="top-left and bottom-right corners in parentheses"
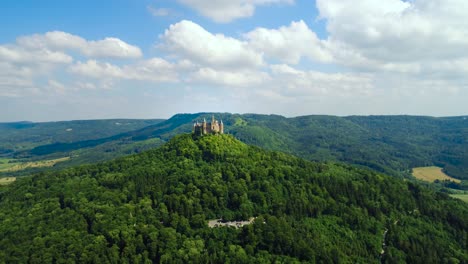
top-left (0, 120), bottom-right (164, 175)
top-left (0, 134), bottom-right (466, 263)
top-left (0, 119), bottom-right (163, 155)
top-left (4, 114), bottom-right (467, 187)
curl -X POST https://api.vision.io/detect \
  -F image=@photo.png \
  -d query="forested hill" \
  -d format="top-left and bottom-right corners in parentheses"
top-left (0, 119), bottom-right (163, 155)
top-left (8, 114), bottom-right (467, 183)
top-left (177, 114), bottom-right (468, 181)
top-left (0, 134), bottom-right (466, 263)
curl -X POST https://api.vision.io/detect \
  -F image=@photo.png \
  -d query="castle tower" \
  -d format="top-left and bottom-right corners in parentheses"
top-left (193, 116), bottom-right (224, 135)
top-left (202, 118), bottom-right (207, 134)
top-left (211, 115), bottom-right (216, 131)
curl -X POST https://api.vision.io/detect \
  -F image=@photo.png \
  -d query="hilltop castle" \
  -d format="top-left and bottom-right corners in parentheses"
top-left (193, 115), bottom-right (224, 135)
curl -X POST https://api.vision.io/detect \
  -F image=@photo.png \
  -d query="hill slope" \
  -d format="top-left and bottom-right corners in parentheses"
top-left (0, 134), bottom-right (466, 263)
top-left (0, 119), bottom-right (163, 155)
top-left (5, 114), bottom-right (467, 185)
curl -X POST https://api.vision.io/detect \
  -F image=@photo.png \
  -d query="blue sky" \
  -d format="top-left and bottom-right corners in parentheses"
top-left (1, 0), bottom-right (467, 121)
top-left (1, 0), bottom-right (323, 52)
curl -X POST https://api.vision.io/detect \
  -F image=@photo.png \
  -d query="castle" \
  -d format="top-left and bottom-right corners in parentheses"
top-left (193, 115), bottom-right (224, 135)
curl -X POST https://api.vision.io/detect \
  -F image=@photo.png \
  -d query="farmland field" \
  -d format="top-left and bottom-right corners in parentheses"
top-left (0, 157), bottom-right (70, 172)
top-left (0, 177), bottom-right (16, 185)
top-left (412, 166), bottom-right (461, 183)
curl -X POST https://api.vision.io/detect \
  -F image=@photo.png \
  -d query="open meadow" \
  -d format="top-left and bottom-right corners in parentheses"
top-left (0, 177), bottom-right (16, 185)
top-left (412, 166), bottom-right (461, 183)
top-left (450, 194), bottom-right (468, 203)
top-left (0, 157), bottom-right (70, 173)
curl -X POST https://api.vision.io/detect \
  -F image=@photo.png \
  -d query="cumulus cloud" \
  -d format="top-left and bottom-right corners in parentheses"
top-left (160, 20), bottom-right (263, 69)
top-left (245, 20), bottom-right (332, 64)
top-left (3, 1), bottom-right (468, 118)
top-left (270, 64), bottom-right (374, 97)
top-left (317, 0), bottom-right (468, 70)
top-left (0, 45), bottom-right (72, 64)
top-left (69, 60), bottom-right (124, 79)
top-left (0, 43), bottom-right (72, 97)
top-left (190, 67), bottom-right (270, 87)
top-left (69, 58), bottom-right (180, 83)
top-left (0, 62), bottom-right (40, 97)
top-left (17, 31), bottom-right (142, 59)
top-left (157, 20), bottom-right (354, 91)
top-left (177, 0), bottom-right (294, 23)
top-left (0, 31), bottom-right (143, 98)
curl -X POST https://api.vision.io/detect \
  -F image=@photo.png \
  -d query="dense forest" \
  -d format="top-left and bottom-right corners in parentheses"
top-left (1, 114), bottom-right (466, 188)
top-left (1, 134), bottom-right (466, 263)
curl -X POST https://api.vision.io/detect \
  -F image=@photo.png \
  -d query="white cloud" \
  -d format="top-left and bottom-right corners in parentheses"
top-left (270, 64), bottom-right (374, 97)
top-left (75, 82), bottom-right (97, 90)
top-left (147, 6), bottom-right (173, 17)
top-left (3, 1), bottom-right (468, 119)
top-left (0, 45), bottom-right (72, 64)
top-left (422, 58), bottom-right (468, 78)
top-left (177, 0), bottom-right (294, 23)
top-left (85, 38), bottom-right (142, 59)
top-left (47, 80), bottom-right (67, 94)
top-left (160, 20), bottom-right (263, 69)
top-left (190, 67), bottom-right (270, 87)
top-left (245, 20), bottom-right (332, 64)
top-left (45, 80), bottom-right (102, 94)
top-left (69, 58), bottom-right (180, 83)
top-left (69, 60), bottom-right (124, 79)
top-left (17, 31), bottom-right (142, 59)
top-left (0, 44), bottom-right (71, 98)
top-left (0, 31), bottom-right (142, 98)
top-left (0, 62), bottom-right (40, 97)
top-left (317, 0), bottom-right (468, 66)
top-left (128, 58), bottom-right (180, 82)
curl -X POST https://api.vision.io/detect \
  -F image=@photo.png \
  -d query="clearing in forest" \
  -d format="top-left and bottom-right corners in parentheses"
top-left (0, 177), bottom-right (16, 185)
top-left (0, 157), bottom-right (70, 172)
top-left (412, 166), bottom-right (461, 183)
top-left (450, 194), bottom-right (468, 203)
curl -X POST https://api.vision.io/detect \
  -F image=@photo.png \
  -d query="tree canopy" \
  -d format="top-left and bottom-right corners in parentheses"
top-left (1, 134), bottom-right (466, 263)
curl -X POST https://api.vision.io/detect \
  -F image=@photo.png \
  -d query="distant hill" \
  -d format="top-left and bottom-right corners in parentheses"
top-left (0, 119), bottom-right (164, 154)
top-left (0, 134), bottom-right (466, 263)
top-left (0, 119), bottom-right (164, 157)
top-left (2, 114), bottom-right (467, 186)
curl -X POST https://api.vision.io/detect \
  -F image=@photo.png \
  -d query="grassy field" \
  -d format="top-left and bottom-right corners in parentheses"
top-left (0, 177), bottom-right (16, 185)
top-left (412, 166), bottom-right (461, 183)
top-left (0, 158), bottom-right (14, 171)
top-left (0, 157), bottom-right (70, 172)
top-left (450, 194), bottom-right (468, 203)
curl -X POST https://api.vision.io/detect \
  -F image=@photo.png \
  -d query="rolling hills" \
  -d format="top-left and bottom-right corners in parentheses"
top-left (0, 119), bottom-right (163, 155)
top-left (6, 113), bottom-right (466, 183)
top-left (0, 134), bottom-right (466, 263)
